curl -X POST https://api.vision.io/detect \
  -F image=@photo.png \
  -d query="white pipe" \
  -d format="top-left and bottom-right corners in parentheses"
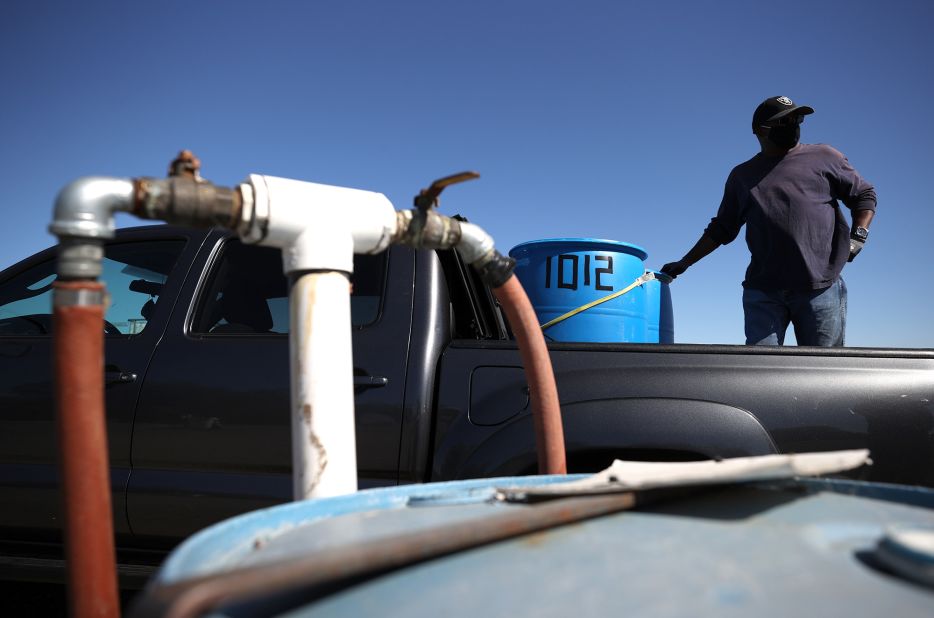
top-left (288, 271), bottom-right (357, 499)
top-left (246, 174), bottom-right (397, 272)
top-left (240, 174), bottom-right (398, 500)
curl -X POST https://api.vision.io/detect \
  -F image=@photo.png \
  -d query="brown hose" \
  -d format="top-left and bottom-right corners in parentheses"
top-left (53, 281), bottom-right (120, 618)
top-left (492, 275), bottom-right (567, 475)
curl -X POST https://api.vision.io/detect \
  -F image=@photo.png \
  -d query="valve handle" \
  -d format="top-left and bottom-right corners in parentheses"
top-left (168, 149), bottom-right (202, 180)
top-left (414, 171), bottom-right (480, 211)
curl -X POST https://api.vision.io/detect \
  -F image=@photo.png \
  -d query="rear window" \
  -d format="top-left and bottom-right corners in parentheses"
top-left (191, 240), bottom-right (387, 335)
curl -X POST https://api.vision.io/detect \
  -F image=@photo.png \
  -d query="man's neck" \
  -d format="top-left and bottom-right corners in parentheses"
top-left (760, 143), bottom-right (797, 157)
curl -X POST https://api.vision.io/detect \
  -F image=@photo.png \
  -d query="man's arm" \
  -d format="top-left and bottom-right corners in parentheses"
top-left (853, 209), bottom-right (874, 230)
top-left (824, 145), bottom-right (875, 263)
top-left (663, 170), bottom-right (741, 279)
top-left (661, 232), bottom-right (721, 279)
top-left (848, 208), bottom-right (875, 262)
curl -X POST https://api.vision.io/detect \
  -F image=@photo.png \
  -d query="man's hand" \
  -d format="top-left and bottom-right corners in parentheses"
top-left (661, 260), bottom-right (690, 280)
top-left (848, 238), bottom-right (865, 262)
top-left (661, 233), bottom-right (720, 280)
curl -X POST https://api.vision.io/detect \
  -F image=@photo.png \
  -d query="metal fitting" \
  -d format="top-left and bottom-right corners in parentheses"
top-left (49, 177), bottom-right (135, 279)
top-left (393, 209), bottom-right (462, 250)
top-left (471, 250), bottom-right (516, 288)
top-left (55, 238), bottom-right (106, 281)
top-left (454, 222), bottom-right (495, 264)
top-left (132, 177), bottom-right (241, 229)
top-left (50, 170), bottom-right (241, 280)
top-left (50, 177), bottom-right (134, 240)
top-left (392, 210), bottom-right (515, 287)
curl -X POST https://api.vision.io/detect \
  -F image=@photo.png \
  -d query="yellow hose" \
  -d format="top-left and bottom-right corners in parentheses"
top-left (540, 273), bottom-right (654, 331)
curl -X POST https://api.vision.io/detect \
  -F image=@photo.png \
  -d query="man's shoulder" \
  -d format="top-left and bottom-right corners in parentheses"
top-left (798, 143), bottom-right (846, 160)
top-left (726, 153), bottom-right (766, 184)
top-left (729, 153), bottom-right (761, 174)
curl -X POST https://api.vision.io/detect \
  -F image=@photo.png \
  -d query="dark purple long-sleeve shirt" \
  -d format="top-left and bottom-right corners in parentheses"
top-left (704, 143), bottom-right (876, 291)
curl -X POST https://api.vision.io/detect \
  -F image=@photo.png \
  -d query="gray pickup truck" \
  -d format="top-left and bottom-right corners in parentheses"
top-left (1, 224), bottom-right (932, 586)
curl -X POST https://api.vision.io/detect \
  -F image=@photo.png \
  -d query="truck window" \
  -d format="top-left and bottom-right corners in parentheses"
top-left (436, 247), bottom-right (508, 340)
top-left (191, 240), bottom-right (387, 335)
top-left (0, 240), bottom-right (185, 336)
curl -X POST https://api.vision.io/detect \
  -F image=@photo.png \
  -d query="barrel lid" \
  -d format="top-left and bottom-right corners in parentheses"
top-left (509, 238), bottom-right (648, 261)
top-left (874, 525), bottom-right (934, 589)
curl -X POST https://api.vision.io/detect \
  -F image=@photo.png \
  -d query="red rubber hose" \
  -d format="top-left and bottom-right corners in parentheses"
top-left (492, 275), bottom-right (567, 475)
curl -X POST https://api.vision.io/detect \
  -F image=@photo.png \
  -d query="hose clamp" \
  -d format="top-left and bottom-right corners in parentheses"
top-left (53, 287), bottom-right (107, 308)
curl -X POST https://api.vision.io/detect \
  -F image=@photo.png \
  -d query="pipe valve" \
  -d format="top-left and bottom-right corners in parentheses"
top-left (394, 171), bottom-right (515, 287)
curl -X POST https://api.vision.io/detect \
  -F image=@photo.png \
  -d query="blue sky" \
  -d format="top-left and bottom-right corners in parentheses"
top-left (2, 0), bottom-right (931, 347)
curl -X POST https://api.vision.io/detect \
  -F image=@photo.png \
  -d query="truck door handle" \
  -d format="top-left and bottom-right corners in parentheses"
top-left (353, 375), bottom-right (388, 389)
top-left (105, 369), bottom-right (137, 385)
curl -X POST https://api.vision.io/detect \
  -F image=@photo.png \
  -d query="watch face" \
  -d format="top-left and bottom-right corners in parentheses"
top-left (854, 226), bottom-right (869, 240)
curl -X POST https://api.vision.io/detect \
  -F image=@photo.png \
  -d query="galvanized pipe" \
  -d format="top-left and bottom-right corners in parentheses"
top-left (51, 177), bottom-right (134, 279)
top-left (132, 176), bottom-right (241, 230)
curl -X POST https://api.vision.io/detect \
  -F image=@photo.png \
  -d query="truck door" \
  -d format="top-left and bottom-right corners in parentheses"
top-left (0, 228), bottom-right (193, 543)
top-left (127, 236), bottom-right (414, 544)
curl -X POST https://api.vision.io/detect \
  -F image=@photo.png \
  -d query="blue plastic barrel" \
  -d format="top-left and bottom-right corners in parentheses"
top-left (645, 270), bottom-right (675, 343)
top-left (509, 238), bottom-right (649, 343)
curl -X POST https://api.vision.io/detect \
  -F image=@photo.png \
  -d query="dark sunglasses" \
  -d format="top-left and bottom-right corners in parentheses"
top-left (762, 114), bottom-right (805, 128)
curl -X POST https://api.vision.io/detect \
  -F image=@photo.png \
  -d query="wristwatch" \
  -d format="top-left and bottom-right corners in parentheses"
top-left (851, 226), bottom-right (869, 241)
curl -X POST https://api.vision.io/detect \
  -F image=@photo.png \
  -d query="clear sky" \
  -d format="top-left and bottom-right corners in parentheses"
top-left (2, 0), bottom-right (931, 348)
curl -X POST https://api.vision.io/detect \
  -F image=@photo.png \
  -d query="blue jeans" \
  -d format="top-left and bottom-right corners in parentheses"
top-left (742, 278), bottom-right (847, 346)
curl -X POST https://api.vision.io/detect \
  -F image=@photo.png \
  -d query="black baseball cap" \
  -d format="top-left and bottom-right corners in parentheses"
top-left (752, 96), bottom-right (814, 128)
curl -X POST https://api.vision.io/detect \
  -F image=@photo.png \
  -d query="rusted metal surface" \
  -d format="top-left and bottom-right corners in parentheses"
top-left (131, 176), bottom-right (241, 230)
top-left (493, 275), bottom-right (567, 475)
top-left (131, 492), bottom-right (638, 618)
top-left (168, 150), bottom-right (202, 180)
top-left (53, 280), bottom-right (120, 618)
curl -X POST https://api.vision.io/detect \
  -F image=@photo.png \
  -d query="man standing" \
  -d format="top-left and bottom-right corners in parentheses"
top-left (661, 96), bottom-right (876, 346)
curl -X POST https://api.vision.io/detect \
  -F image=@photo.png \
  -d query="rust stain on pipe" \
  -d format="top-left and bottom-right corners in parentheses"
top-left (310, 430), bottom-right (328, 475)
top-left (53, 280), bottom-right (120, 618)
top-left (493, 276), bottom-right (566, 475)
top-left (299, 403), bottom-right (329, 496)
top-left (308, 430), bottom-right (328, 496)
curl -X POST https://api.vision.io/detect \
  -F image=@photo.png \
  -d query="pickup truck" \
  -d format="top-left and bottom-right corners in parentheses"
top-left (1, 224), bottom-right (933, 585)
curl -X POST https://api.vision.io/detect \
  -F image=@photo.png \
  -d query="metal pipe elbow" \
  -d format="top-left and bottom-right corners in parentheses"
top-left (50, 177), bottom-right (135, 280)
top-left (456, 222), bottom-right (515, 288)
top-left (50, 176), bottom-right (134, 240)
top-left (454, 222), bottom-right (495, 264)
